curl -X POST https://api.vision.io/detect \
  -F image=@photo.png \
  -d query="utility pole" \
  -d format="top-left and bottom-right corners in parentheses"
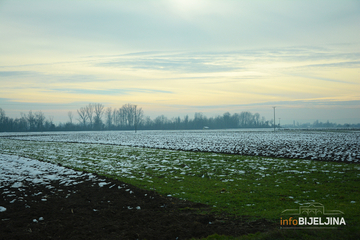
top-left (134, 105), bottom-right (137, 133)
top-left (273, 106), bottom-right (276, 132)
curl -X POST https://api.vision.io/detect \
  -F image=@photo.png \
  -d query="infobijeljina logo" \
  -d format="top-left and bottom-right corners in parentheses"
top-left (280, 202), bottom-right (346, 229)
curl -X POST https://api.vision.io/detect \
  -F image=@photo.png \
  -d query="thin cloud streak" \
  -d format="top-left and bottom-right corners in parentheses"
top-left (162, 99), bottom-right (360, 110)
top-left (284, 73), bottom-right (355, 84)
top-left (52, 88), bottom-right (173, 95)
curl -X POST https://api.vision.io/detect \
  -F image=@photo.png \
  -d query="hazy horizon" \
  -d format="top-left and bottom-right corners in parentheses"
top-left (1, 0), bottom-right (359, 125)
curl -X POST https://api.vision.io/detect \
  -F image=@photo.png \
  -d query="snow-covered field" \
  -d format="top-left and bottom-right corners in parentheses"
top-left (1, 139), bottom-right (360, 207)
top-left (2, 129), bottom-right (359, 163)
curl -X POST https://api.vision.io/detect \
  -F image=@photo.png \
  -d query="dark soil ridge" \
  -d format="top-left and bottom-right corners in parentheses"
top-left (1, 173), bottom-right (276, 240)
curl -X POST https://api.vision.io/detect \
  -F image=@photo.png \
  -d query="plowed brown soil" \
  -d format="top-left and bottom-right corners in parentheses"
top-left (0, 174), bottom-right (276, 240)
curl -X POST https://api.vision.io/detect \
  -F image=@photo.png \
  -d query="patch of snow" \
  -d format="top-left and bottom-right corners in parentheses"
top-left (98, 182), bottom-right (108, 187)
top-left (11, 182), bottom-right (23, 188)
top-left (0, 154), bottom-right (114, 205)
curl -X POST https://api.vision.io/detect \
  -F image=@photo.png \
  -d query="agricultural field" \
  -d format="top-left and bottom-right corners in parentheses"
top-left (1, 130), bottom-right (360, 239)
top-left (3, 129), bottom-right (360, 162)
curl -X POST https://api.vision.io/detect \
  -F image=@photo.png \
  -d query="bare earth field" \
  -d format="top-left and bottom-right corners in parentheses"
top-left (0, 155), bottom-right (275, 240)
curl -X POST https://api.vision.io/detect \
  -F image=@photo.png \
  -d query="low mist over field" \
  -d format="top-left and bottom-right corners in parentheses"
top-left (0, 1), bottom-right (359, 125)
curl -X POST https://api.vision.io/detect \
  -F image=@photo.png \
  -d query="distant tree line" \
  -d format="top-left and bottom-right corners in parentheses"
top-left (0, 108), bottom-right (56, 132)
top-left (282, 119), bottom-right (360, 129)
top-left (0, 104), bottom-right (359, 132)
top-left (140, 111), bottom-right (270, 130)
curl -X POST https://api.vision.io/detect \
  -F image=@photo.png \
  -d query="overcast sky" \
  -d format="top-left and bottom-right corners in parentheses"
top-left (1, 0), bottom-right (359, 124)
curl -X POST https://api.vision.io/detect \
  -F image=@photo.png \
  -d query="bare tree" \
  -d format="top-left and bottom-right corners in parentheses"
top-left (85, 103), bottom-right (94, 128)
top-left (18, 115), bottom-right (28, 131)
top-left (77, 107), bottom-right (88, 127)
top-left (119, 103), bottom-right (134, 127)
top-left (261, 116), bottom-right (266, 126)
top-left (68, 111), bottom-right (73, 124)
top-left (105, 107), bottom-right (112, 129)
top-left (135, 106), bottom-right (144, 127)
top-left (111, 104), bottom-right (143, 129)
top-left (239, 111), bottom-right (252, 127)
top-left (154, 115), bottom-right (168, 128)
top-left (119, 107), bottom-right (126, 126)
top-left (125, 103), bottom-right (134, 127)
top-left (26, 111), bottom-right (36, 131)
top-left (45, 116), bottom-right (55, 130)
top-left (35, 111), bottom-right (46, 130)
top-left (144, 116), bottom-right (152, 127)
top-left (0, 108), bottom-right (6, 131)
top-left (0, 108), bottom-right (5, 124)
top-left (93, 103), bottom-right (104, 129)
top-left (254, 113), bottom-right (260, 126)
top-left (112, 108), bottom-right (118, 127)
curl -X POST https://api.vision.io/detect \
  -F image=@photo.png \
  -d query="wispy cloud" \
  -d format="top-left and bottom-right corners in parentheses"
top-left (163, 99), bottom-right (360, 110)
top-left (0, 98), bottom-right (91, 111)
top-left (0, 71), bottom-right (34, 77)
top-left (52, 88), bottom-right (173, 95)
top-left (96, 52), bottom-right (240, 73)
top-left (284, 73), bottom-right (355, 84)
top-left (93, 47), bottom-right (360, 75)
top-left (301, 61), bottom-right (360, 69)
